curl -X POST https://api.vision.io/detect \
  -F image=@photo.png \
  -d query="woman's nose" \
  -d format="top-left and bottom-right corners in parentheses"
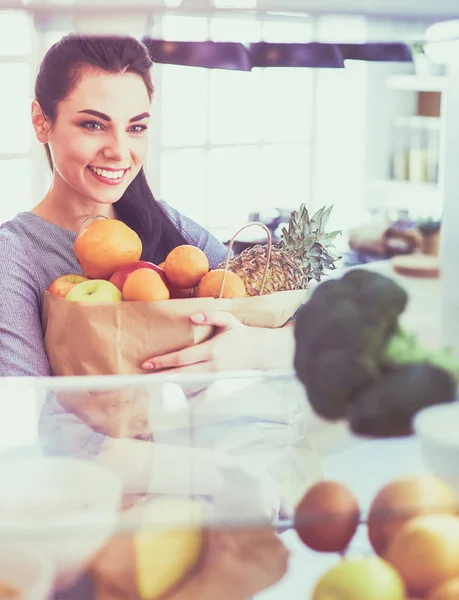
top-left (103, 132), bottom-right (130, 162)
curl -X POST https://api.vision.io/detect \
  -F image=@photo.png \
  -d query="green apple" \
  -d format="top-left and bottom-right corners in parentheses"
top-left (65, 279), bottom-right (122, 303)
top-left (313, 556), bottom-right (405, 600)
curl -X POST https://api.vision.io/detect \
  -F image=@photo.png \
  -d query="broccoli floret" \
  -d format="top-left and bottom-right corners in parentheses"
top-left (383, 327), bottom-right (459, 379)
top-left (294, 269), bottom-right (408, 419)
top-left (294, 267), bottom-right (457, 428)
top-left (347, 363), bottom-right (456, 438)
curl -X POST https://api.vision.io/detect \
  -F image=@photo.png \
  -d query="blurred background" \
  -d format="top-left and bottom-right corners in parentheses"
top-left (0, 1), bottom-right (454, 265)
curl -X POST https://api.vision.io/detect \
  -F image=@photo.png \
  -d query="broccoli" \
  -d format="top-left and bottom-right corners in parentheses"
top-left (293, 268), bottom-right (457, 435)
top-left (348, 363), bottom-right (456, 438)
top-left (383, 327), bottom-right (459, 377)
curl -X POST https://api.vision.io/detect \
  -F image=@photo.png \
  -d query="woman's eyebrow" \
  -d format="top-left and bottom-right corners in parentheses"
top-left (77, 109), bottom-right (150, 123)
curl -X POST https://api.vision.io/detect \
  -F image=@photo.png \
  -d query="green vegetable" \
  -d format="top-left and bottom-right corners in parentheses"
top-left (347, 364), bottom-right (456, 438)
top-left (293, 268), bottom-right (457, 433)
top-left (383, 327), bottom-right (459, 378)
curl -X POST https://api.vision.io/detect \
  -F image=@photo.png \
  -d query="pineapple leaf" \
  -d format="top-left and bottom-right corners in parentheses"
top-left (308, 246), bottom-right (322, 258)
top-left (320, 230), bottom-right (342, 247)
top-left (310, 206), bottom-right (326, 230)
top-left (279, 203), bottom-right (342, 283)
top-left (310, 205), bottom-right (334, 235)
top-left (319, 205), bottom-right (334, 231)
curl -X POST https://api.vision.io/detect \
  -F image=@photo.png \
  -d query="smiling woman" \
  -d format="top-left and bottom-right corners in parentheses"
top-left (0, 36), bottom-right (298, 599)
top-left (0, 33), bottom-right (296, 379)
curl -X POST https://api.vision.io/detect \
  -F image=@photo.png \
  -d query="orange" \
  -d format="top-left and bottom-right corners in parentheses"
top-left (123, 268), bottom-right (170, 301)
top-left (158, 261), bottom-right (165, 270)
top-left (164, 245), bottom-right (209, 289)
top-left (384, 514), bottom-right (459, 598)
top-left (427, 577), bottom-right (459, 600)
top-left (196, 270), bottom-right (246, 299)
top-left (367, 475), bottom-right (457, 556)
top-left (74, 219), bottom-right (142, 280)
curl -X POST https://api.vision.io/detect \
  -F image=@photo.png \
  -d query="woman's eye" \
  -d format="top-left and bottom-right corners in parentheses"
top-left (81, 120), bottom-right (104, 131)
top-left (129, 124), bottom-right (148, 135)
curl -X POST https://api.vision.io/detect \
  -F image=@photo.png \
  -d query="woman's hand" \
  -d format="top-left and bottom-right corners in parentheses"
top-left (141, 312), bottom-right (295, 373)
top-left (185, 526), bottom-right (290, 600)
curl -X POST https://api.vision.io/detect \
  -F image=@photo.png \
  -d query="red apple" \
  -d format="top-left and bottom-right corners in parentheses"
top-left (47, 274), bottom-right (89, 298)
top-left (109, 261), bottom-right (167, 291)
top-left (169, 284), bottom-right (192, 299)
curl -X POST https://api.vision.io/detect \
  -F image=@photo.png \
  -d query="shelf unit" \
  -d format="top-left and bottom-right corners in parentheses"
top-left (366, 69), bottom-right (447, 220)
top-left (386, 74), bottom-right (449, 92)
top-left (366, 179), bottom-right (443, 219)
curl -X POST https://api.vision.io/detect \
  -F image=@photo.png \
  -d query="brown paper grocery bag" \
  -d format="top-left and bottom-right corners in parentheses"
top-left (42, 221), bottom-right (314, 376)
top-left (42, 288), bottom-right (308, 376)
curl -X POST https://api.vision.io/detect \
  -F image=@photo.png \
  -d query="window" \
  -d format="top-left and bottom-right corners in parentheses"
top-left (150, 16), bottom-right (315, 236)
top-left (0, 10), bottom-right (33, 56)
top-left (0, 10), bottom-right (36, 224)
top-left (0, 64), bottom-right (33, 155)
top-left (0, 160), bottom-right (33, 224)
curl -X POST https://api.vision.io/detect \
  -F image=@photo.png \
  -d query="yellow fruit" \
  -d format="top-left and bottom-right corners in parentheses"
top-left (427, 577), bottom-right (459, 600)
top-left (312, 556), bottom-right (405, 600)
top-left (196, 269), bottom-right (246, 299)
top-left (367, 475), bottom-right (457, 556)
top-left (134, 498), bottom-right (206, 600)
top-left (164, 245), bottom-right (209, 289)
top-left (74, 218), bottom-right (142, 280)
top-left (385, 514), bottom-right (459, 598)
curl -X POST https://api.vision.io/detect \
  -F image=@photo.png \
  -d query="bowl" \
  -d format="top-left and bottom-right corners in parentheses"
top-left (412, 402), bottom-right (459, 495)
top-left (0, 456), bottom-right (122, 590)
top-left (0, 544), bottom-right (55, 600)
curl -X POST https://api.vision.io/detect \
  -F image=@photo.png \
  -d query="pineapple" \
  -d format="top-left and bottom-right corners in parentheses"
top-left (219, 205), bottom-right (341, 296)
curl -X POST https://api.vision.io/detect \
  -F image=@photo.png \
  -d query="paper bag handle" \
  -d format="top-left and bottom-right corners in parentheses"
top-left (219, 222), bottom-right (272, 298)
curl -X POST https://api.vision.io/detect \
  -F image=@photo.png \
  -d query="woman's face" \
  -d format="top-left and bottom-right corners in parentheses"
top-left (40, 68), bottom-right (151, 206)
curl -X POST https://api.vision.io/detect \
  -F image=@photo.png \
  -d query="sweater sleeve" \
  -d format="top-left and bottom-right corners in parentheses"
top-left (159, 200), bottom-right (231, 268)
top-left (0, 233), bottom-right (51, 377)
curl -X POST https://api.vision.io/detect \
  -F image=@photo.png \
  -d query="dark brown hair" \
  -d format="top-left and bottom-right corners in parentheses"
top-left (35, 34), bottom-right (187, 263)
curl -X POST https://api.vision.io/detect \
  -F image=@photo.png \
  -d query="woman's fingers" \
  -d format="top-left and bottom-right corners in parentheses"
top-left (190, 311), bottom-right (243, 331)
top-left (142, 311), bottom-right (243, 371)
top-left (142, 343), bottom-right (211, 371)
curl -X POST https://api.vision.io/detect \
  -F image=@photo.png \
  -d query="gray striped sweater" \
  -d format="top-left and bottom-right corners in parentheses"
top-left (0, 201), bottom-right (228, 377)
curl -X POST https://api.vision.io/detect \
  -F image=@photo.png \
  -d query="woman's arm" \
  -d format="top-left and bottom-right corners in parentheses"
top-left (142, 311), bottom-right (295, 373)
top-left (0, 234), bottom-right (109, 459)
top-left (0, 234), bottom-right (51, 377)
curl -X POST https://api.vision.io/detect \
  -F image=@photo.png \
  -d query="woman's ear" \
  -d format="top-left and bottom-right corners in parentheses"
top-left (31, 99), bottom-right (50, 143)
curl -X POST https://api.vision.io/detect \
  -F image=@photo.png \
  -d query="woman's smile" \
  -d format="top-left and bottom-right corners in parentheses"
top-left (87, 165), bottom-right (130, 186)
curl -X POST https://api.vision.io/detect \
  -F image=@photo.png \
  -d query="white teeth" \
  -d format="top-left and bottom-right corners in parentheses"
top-left (90, 166), bottom-right (125, 179)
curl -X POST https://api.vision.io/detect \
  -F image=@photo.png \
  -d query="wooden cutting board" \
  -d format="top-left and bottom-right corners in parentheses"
top-left (391, 254), bottom-right (440, 279)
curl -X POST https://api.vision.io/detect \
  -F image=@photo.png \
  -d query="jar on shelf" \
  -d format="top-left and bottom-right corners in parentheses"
top-left (408, 125), bottom-right (429, 184)
top-left (425, 121), bottom-right (440, 184)
top-left (391, 123), bottom-right (409, 181)
top-left (417, 218), bottom-right (441, 256)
